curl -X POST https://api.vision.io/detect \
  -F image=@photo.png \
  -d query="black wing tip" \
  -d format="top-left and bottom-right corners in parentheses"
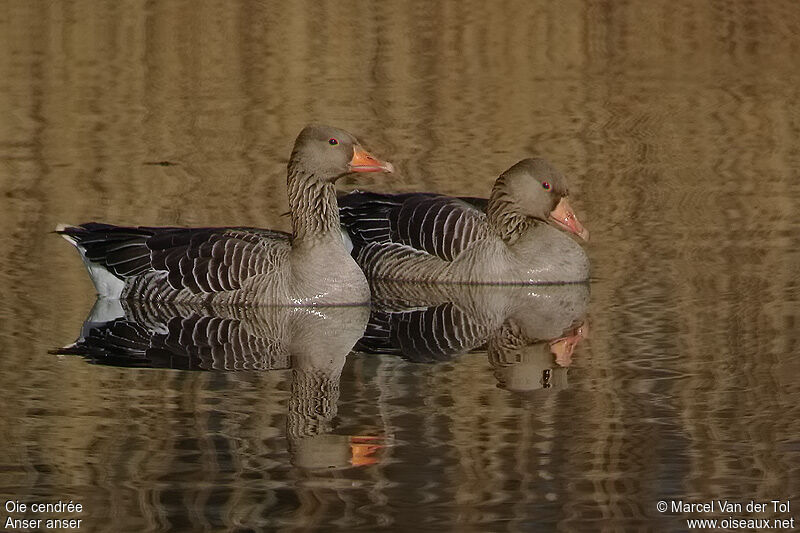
top-left (338, 190), bottom-right (441, 206)
top-left (54, 223), bottom-right (81, 236)
top-left (338, 189), bottom-right (380, 207)
top-left (49, 344), bottom-right (81, 356)
top-left (54, 222), bottom-right (128, 238)
top-left (55, 222), bottom-right (119, 231)
top-left (54, 223), bottom-right (89, 246)
top-left (54, 222), bottom-right (157, 245)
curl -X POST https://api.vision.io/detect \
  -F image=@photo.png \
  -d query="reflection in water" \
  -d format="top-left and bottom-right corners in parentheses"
top-left (2, 0), bottom-right (799, 530)
top-left (359, 282), bottom-right (589, 393)
top-left (55, 300), bottom-right (384, 470)
top-left (489, 319), bottom-right (587, 393)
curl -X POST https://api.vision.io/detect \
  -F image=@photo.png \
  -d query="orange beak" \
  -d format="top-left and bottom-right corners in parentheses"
top-left (349, 435), bottom-right (384, 467)
top-left (348, 146), bottom-right (394, 173)
top-left (549, 198), bottom-right (589, 241)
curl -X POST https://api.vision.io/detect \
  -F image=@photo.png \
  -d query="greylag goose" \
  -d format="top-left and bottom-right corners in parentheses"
top-left (339, 158), bottom-right (589, 284)
top-left (54, 300), bottom-right (385, 468)
top-left (356, 281), bottom-right (588, 392)
top-left (57, 125), bottom-right (393, 306)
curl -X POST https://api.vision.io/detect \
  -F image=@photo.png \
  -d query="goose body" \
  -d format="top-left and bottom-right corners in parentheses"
top-left (57, 125), bottom-right (393, 306)
top-left (339, 159), bottom-right (590, 284)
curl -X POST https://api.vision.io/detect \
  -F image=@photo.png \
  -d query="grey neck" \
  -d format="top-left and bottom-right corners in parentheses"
top-left (486, 179), bottom-right (533, 245)
top-left (287, 162), bottom-right (340, 242)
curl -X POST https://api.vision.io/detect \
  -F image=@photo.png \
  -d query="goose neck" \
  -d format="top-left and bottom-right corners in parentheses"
top-left (486, 181), bottom-right (533, 245)
top-left (287, 166), bottom-right (340, 242)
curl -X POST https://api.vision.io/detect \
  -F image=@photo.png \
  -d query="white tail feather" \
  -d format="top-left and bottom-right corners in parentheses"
top-left (56, 223), bottom-right (126, 298)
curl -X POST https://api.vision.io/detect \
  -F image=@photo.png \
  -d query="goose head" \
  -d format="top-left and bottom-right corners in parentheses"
top-left (495, 158), bottom-right (589, 241)
top-left (289, 125), bottom-right (394, 182)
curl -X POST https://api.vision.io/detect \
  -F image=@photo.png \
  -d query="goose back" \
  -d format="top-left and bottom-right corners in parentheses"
top-left (59, 223), bottom-right (294, 304)
top-left (339, 191), bottom-right (490, 260)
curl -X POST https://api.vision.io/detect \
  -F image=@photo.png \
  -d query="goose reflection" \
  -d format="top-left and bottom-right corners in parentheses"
top-left (54, 300), bottom-right (384, 469)
top-left (357, 281), bottom-right (590, 393)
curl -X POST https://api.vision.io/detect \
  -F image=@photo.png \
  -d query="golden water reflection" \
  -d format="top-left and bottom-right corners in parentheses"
top-left (1, 0), bottom-right (799, 530)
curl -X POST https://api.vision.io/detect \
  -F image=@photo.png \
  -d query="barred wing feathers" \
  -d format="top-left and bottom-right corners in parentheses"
top-left (391, 195), bottom-right (489, 261)
top-left (339, 191), bottom-right (490, 262)
top-left (57, 223), bottom-right (291, 294)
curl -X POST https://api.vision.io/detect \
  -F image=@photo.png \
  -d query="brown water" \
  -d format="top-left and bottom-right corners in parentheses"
top-left (2, 1), bottom-right (799, 531)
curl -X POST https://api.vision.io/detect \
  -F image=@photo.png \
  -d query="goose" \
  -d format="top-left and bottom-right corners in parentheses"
top-left (57, 125), bottom-right (393, 306)
top-left (339, 158), bottom-right (589, 284)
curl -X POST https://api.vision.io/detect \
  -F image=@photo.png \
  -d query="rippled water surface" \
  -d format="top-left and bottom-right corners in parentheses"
top-left (1, 1), bottom-right (799, 531)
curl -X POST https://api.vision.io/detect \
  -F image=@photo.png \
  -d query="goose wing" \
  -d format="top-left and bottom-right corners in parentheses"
top-left (339, 191), bottom-right (490, 261)
top-left (58, 223), bottom-right (290, 293)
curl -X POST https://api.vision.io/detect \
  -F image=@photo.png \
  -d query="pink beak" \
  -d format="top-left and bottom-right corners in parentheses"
top-left (549, 198), bottom-right (589, 241)
top-left (348, 146), bottom-right (394, 173)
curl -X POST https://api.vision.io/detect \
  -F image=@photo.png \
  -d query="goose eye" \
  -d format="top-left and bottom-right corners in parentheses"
top-left (542, 181), bottom-right (551, 190)
top-left (328, 138), bottom-right (339, 146)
